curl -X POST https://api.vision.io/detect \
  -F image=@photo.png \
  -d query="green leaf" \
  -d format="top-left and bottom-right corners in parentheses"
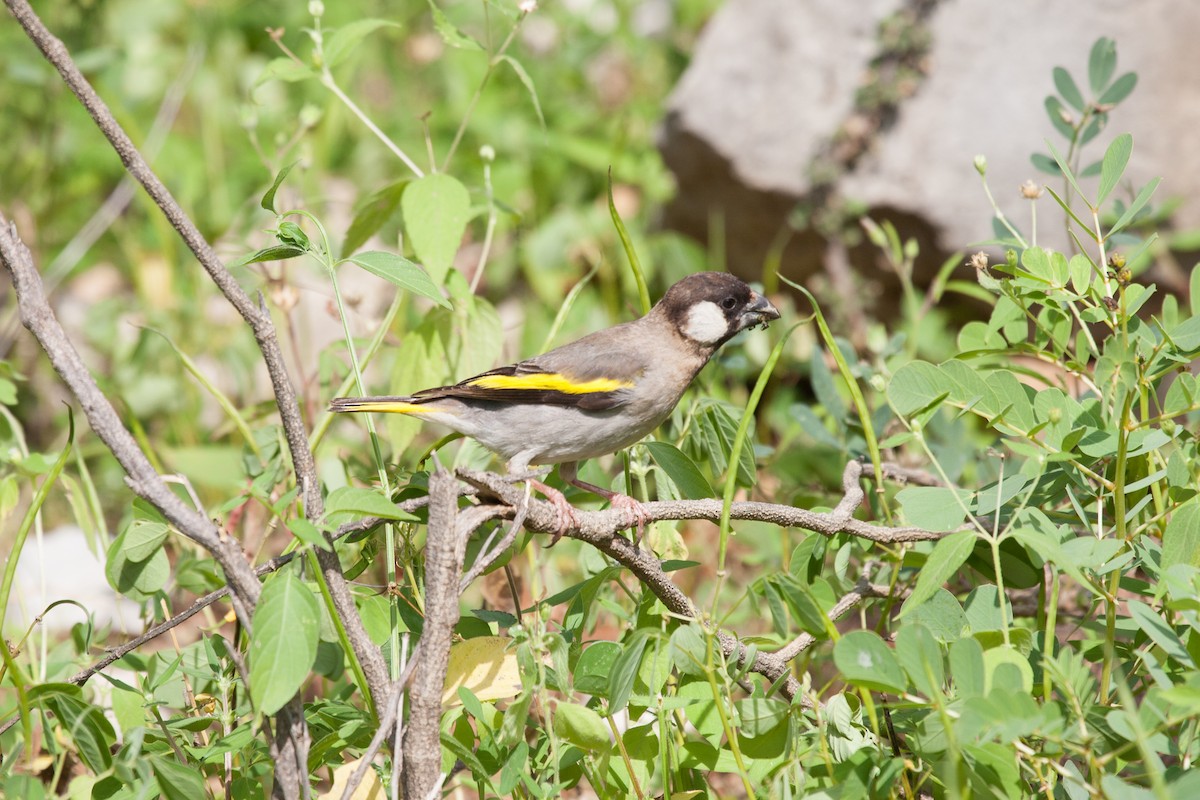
top-left (232, 245), bottom-right (307, 267)
top-left (735, 697), bottom-right (788, 737)
top-left (982, 644), bottom-right (1034, 694)
top-left (427, 0), bottom-right (482, 50)
top-left (341, 180), bottom-right (408, 257)
top-left (1068, 253), bottom-right (1096, 294)
top-left (254, 57), bottom-right (315, 89)
top-left (401, 173), bottom-right (470, 284)
top-left (1163, 498), bottom-right (1200, 571)
top-left (1088, 37), bottom-right (1117, 95)
top-left (887, 361), bottom-right (954, 418)
top-left (1043, 96), bottom-right (1075, 139)
top-left (833, 630), bottom-right (906, 693)
top-left (1097, 133), bottom-right (1132, 206)
top-left (151, 755), bottom-right (209, 800)
top-left (901, 531), bottom-right (977, 614)
top-left (1045, 141), bottom-right (1089, 208)
top-left (949, 636), bottom-right (985, 697)
top-left (122, 519), bottom-right (169, 563)
top-left (1107, 177), bottom-right (1160, 239)
top-left (576, 641), bottom-right (621, 696)
top-left (347, 251), bottom-right (450, 308)
top-left (895, 623), bottom-right (945, 698)
top-left (261, 160), bottom-right (299, 213)
top-left (42, 693), bottom-right (115, 773)
top-left (1053, 66), bottom-right (1085, 112)
top-left (552, 701), bottom-right (610, 751)
top-left (323, 19), bottom-right (401, 69)
top-left (249, 571), bottom-right (321, 714)
top-left (324, 487), bottom-right (419, 521)
top-left (287, 518), bottom-right (332, 551)
top-left (1098, 72), bottom-right (1138, 106)
top-left (897, 487), bottom-right (971, 532)
top-left (498, 55), bottom-right (545, 130)
top-left (1166, 313), bottom-right (1200, 354)
top-left (643, 441), bottom-right (712, 499)
top-left (1030, 152), bottom-right (1060, 176)
top-left (1126, 598), bottom-right (1195, 667)
top-left (607, 633), bottom-right (648, 712)
top-left (905, 588), bottom-right (967, 643)
top-left (105, 528), bottom-right (170, 599)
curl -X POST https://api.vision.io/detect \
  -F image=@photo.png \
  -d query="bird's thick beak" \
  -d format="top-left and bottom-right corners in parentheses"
top-left (738, 291), bottom-right (781, 330)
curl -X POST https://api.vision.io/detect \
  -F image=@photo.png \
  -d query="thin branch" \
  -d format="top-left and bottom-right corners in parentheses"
top-left (0, 219), bottom-right (262, 616)
top-left (457, 461), bottom-right (948, 701)
top-left (774, 579), bottom-right (897, 662)
top-left (3, 0), bottom-right (387, 709)
top-left (402, 472), bottom-right (482, 798)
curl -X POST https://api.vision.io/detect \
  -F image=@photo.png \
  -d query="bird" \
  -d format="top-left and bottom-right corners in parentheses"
top-left (330, 271), bottom-right (780, 540)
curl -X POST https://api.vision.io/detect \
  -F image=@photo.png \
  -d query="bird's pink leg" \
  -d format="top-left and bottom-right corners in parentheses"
top-left (557, 462), bottom-right (650, 542)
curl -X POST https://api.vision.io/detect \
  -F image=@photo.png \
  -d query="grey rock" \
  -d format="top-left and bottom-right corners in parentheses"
top-left (660, 0), bottom-right (1200, 282)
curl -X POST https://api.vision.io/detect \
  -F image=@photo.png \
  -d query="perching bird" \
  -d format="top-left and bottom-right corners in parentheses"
top-left (330, 271), bottom-right (780, 537)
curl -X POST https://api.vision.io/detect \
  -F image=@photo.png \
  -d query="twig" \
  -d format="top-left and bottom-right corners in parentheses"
top-left (774, 579), bottom-right (897, 662)
top-left (459, 485), bottom-right (529, 591)
top-left (0, 219), bottom-right (262, 619)
top-left (402, 474), bottom-right (490, 798)
top-left (338, 651), bottom-right (424, 800)
top-left (457, 460), bottom-right (949, 701)
top-left (3, 0), bottom-right (387, 710)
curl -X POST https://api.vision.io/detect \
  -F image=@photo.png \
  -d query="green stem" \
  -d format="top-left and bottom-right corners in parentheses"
top-left (714, 324), bottom-right (798, 611)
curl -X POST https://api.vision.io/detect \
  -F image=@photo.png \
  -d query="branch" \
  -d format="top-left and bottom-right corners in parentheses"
top-left (0, 219), bottom-right (263, 619)
top-left (457, 460), bottom-right (949, 701)
top-left (3, 0), bottom-right (387, 709)
top-left (402, 470), bottom-right (476, 799)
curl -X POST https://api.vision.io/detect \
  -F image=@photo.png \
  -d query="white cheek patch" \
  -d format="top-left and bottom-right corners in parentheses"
top-left (682, 301), bottom-right (730, 344)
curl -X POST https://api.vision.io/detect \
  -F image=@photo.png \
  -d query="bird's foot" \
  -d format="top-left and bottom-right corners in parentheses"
top-left (529, 480), bottom-right (580, 546)
top-left (607, 493), bottom-right (651, 543)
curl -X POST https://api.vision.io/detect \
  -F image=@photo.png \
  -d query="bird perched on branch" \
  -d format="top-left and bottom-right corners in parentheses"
top-left (331, 271), bottom-right (780, 539)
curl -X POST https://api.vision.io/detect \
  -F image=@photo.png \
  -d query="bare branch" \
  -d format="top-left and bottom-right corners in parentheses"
top-left (774, 579), bottom-right (896, 662)
top-left (3, 0), bottom-right (387, 708)
top-left (457, 462), bottom-right (945, 701)
top-left (402, 471), bottom-right (478, 798)
top-left (0, 219), bottom-right (262, 617)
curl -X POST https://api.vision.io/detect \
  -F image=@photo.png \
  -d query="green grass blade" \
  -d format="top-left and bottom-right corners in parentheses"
top-left (145, 327), bottom-right (261, 461)
top-left (782, 277), bottom-right (889, 518)
top-left (607, 167), bottom-right (651, 315)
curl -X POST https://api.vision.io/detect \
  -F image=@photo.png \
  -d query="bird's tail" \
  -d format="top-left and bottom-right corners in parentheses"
top-left (329, 396), bottom-right (433, 415)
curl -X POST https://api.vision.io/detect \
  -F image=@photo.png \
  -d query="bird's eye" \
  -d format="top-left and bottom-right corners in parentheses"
top-left (720, 296), bottom-right (737, 311)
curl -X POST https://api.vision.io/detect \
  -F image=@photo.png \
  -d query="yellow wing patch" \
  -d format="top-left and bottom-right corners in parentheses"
top-left (466, 373), bottom-right (634, 394)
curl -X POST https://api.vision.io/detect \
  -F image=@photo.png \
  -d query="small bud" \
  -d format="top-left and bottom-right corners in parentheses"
top-left (1103, 296), bottom-right (1119, 311)
top-left (479, 144), bottom-right (496, 162)
top-left (298, 104), bottom-right (322, 129)
top-left (973, 155), bottom-right (987, 176)
top-left (1020, 179), bottom-right (1044, 199)
top-left (308, 0), bottom-right (324, 18)
top-left (869, 374), bottom-right (886, 393)
top-left (1117, 268), bottom-right (1132, 284)
top-left (1108, 252), bottom-right (1126, 270)
top-left (1047, 408), bottom-right (1062, 423)
top-left (1005, 249), bottom-right (1018, 269)
top-left (968, 251), bottom-right (989, 271)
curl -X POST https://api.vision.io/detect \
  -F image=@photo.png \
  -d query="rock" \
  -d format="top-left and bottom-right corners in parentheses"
top-left (660, 0), bottom-right (1200, 288)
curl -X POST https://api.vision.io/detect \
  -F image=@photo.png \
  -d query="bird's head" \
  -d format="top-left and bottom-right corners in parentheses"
top-left (655, 272), bottom-right (780, 349)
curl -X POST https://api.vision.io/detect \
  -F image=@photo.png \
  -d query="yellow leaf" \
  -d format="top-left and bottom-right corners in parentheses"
top-left (322, 758), bottom-right (383, 800)
top-left (442, 636), bottom-right (523, 704)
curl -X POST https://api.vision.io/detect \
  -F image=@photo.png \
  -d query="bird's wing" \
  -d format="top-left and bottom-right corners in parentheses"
top-left (412, 322), bottom-right (649, 411)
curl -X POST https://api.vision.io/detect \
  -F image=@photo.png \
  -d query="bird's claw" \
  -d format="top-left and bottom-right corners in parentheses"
top-left (529, 480), bottom-right (580, 545)
top-left (608, 494), bottom-right (650, 543)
